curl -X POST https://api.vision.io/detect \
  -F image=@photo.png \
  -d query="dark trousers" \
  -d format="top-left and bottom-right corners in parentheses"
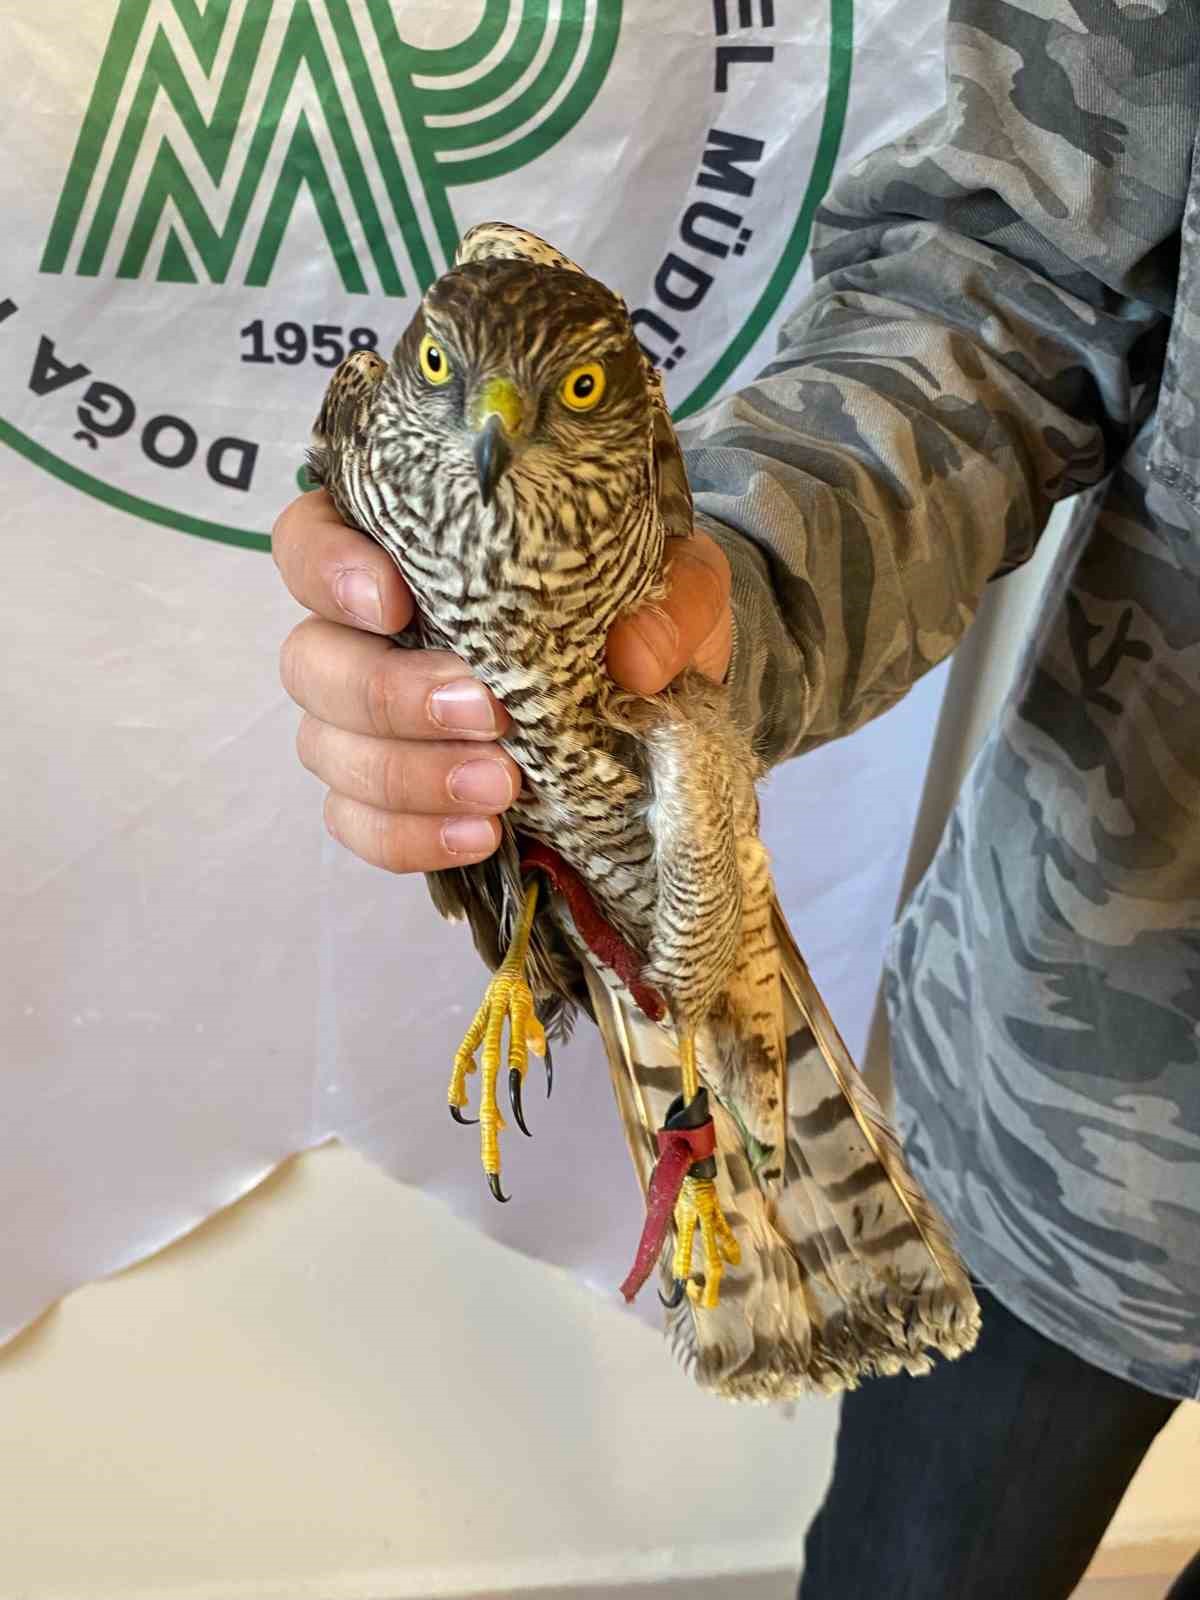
top-left (798, 1284), bottom-right (1197, 1599)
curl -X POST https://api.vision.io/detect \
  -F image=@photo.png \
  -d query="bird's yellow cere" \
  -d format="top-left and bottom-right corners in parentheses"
top-left (473, 374), bottom-right (525, 434)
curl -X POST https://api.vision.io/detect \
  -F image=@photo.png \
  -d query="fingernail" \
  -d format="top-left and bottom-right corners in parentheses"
top-left (448, 759), bottom-right (514, 808)
top-left (334, 569), bottom-right (383, 628)
top-left (430, 679), bottom-right (498, 734)
top-left (442, 816), bottom-right (497, 856)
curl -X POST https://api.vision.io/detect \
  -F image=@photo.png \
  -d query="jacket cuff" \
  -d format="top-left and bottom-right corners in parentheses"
top-left (693, 508), bottom-right (770, 752)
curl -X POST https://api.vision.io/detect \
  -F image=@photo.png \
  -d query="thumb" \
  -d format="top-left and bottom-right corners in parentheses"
top-left (607, 533), bottom-right (732, 694)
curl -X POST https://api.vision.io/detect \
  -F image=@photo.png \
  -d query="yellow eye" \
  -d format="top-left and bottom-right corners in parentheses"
top-left (560, 362), bottom-right (605, 411)
top-left (419, 335), bottom-right (452, 386)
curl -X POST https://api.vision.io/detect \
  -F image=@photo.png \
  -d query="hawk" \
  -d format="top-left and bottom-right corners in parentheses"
top-left (306, 222), bottom-right (979, 1400)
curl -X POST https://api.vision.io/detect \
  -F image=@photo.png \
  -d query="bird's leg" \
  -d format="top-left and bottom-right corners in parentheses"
top-left (671, 1174), bottom-right (741, 1311)
top-left (448, 878), bottom-right (546, 1202)
top-left (666, 1031), bottom-right (740, 1310)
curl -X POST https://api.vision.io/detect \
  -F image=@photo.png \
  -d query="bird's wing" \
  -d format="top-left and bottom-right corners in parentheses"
top-left (455, 221), bottom-right (588, 274)
top-left (306, 347), bottom-right (388, 498)
top-left (645, 365), bottom-right (694, 542)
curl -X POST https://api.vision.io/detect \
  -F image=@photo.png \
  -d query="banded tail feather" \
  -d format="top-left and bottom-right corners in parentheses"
top-left (584, 898), bottom-right (979, 1402)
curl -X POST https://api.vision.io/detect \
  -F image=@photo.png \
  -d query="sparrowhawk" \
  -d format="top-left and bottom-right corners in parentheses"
top-left (306, 222), bottom-right (980, 1400)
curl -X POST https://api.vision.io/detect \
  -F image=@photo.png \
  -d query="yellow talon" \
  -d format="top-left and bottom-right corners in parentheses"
top-left (664, 1029), bottom-right (738, 1309)
top-left (448, 880), bottom-right (544, 1199)
top-left (672, 1175), bottom-right (740, 1310)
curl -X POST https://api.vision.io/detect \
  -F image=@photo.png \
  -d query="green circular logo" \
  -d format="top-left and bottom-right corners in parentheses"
top-left (0, 1), bottom-right (851, 551)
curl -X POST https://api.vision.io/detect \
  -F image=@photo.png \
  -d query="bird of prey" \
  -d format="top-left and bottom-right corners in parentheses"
top-left (306, 222), bottom-right (980, 1400)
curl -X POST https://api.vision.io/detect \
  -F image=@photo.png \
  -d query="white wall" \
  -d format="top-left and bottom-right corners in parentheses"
top-left (3, 1141), bottom-right (1193, 1600)
top-left (1, 1144), bottom-right (834, 1600)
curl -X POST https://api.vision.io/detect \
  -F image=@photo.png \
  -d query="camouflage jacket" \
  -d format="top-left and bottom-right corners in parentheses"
top-left (681, 0), bottom-right (1200, 1400)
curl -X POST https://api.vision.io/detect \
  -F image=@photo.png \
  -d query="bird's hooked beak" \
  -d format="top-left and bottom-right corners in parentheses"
top-left (471, 376), bottom-right (524, 505)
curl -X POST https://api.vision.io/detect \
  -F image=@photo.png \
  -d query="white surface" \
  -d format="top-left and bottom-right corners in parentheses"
top-left (1, 1142), bottom-right (1194, 1600)
top-left (0, 1144), bottom-right (832, 1600)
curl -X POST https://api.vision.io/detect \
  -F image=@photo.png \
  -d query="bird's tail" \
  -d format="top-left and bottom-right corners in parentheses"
top-left (585, 901), bottom-right (980, 1402)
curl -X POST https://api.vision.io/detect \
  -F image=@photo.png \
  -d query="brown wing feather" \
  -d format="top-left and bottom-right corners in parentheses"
top-left (307, 348), bottom-right (387, 491)
top-left (455, 221), bottom-right (587, 274)
top-left (644, 365), bottom-right (694, 542)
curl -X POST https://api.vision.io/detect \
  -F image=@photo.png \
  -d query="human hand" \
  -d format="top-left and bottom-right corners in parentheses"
top-left (606, 529), bottom-right (732, 692)
top-left (273, 490), bottom-right (732, 874)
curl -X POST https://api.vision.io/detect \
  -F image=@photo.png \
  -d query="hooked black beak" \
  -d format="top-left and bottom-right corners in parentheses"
top-left (473, 413), bottom-right (512, 506)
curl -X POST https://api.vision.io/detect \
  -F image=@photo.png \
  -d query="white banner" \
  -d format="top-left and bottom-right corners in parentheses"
top-left (1, 0), bottom-right (947, 1343)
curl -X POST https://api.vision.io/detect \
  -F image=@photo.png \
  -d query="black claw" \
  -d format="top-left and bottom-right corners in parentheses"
top-left (509, 1068), bottom-right (532, 1137)
top-left (544, 1040), bottom-right (554, 1099)
top-left (449, 1105), bottom-right (477, 1126)
top-left (487, 1173), bottom-right (510, 1204)
top-left (658, 1277), bottom-right (688, 1309)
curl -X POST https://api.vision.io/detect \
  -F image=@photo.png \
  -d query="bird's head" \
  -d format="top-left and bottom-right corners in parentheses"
top-left (390, 259), bottom-right (653, 511)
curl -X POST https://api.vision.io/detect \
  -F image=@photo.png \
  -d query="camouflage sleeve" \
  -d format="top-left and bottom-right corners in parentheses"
top-left (680, 0), bottom-right (1199, 765)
